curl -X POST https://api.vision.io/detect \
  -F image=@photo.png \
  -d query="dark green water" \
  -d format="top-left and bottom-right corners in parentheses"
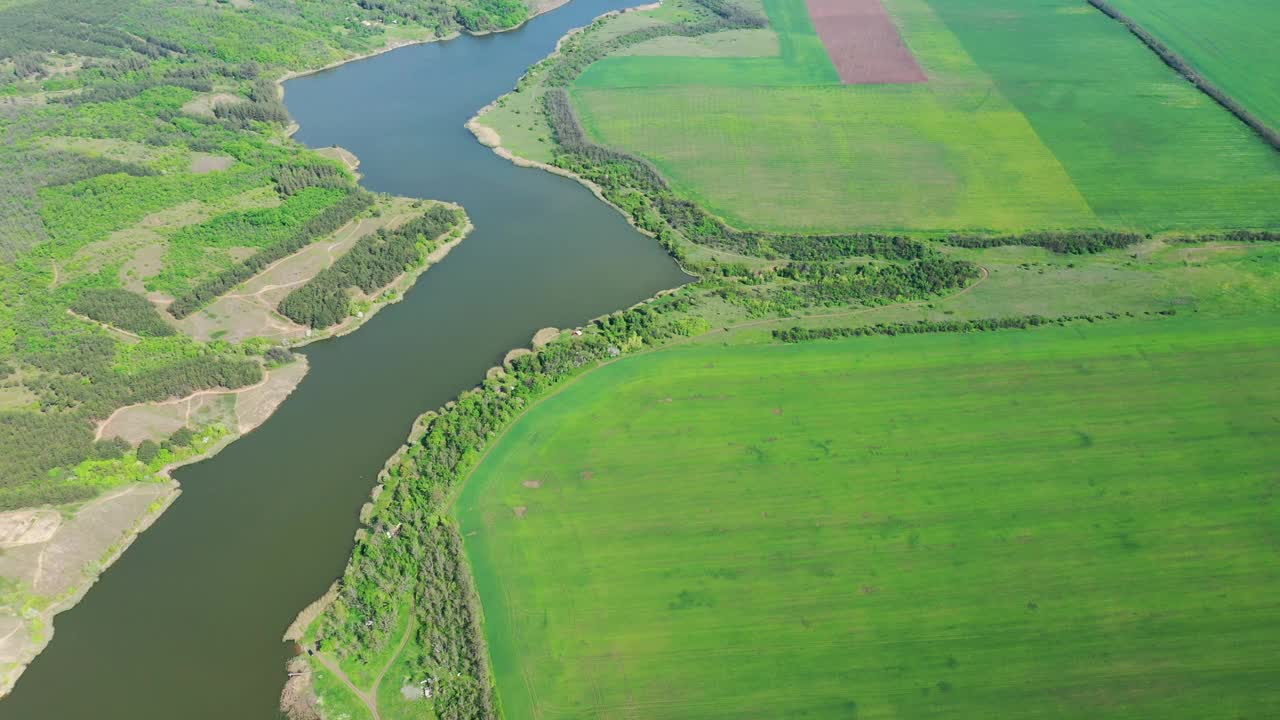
top-left (1, 3), bottom-right (686, 718)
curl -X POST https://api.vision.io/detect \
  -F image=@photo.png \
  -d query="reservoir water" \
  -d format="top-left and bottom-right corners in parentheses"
top-left (0, 2), bottom-right (687, 717)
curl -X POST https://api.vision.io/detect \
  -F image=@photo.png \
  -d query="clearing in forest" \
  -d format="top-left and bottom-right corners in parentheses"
top-left (570, 0), bottom-right (1280, 233)
top-left (454, 314), bottom-right (1280, 719)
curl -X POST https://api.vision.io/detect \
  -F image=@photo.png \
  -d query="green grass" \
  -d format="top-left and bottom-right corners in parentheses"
top-left (570, 0), bottom-right (1280, 233)
top-left (456, 314), bottom-right (1280, 719)
top-left (1106, 0), bottom-right (1280, 132)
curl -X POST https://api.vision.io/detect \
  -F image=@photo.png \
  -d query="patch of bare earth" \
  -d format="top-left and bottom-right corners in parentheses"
top-left (181, 92), bottom-right (239, 118)
top-left (175, 197), bottom-right (423, 344)
top-left (190, 153), bottom-right (234, 174)
top-left (96, 357), bottom-right (308, 443)
top-left (805, 0), bottom-right (926, 84)
top-left (313, 146), bottom-right (360, 174)
top-left (0, 482), bottom-right (178, 695)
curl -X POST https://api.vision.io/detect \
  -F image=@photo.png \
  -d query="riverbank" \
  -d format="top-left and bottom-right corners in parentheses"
top-left (0, 190), bottom-right (471, 701)
top-left (0, 355), bottom-right (310, 696)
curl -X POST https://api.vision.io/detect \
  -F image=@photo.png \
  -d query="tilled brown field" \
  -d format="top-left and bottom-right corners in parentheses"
top-left (806, 0), bottom-right (926, 84)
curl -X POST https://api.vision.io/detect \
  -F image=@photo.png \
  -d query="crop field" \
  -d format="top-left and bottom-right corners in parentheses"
top-left (570, 0), bottom-right (1280, 233)
top-left (455, 315), bottom-right (1280, 719)
top-left (1106, 0), bottom-right (1280, 132)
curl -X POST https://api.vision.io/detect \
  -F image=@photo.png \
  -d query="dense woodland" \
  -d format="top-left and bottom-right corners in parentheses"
top-left (70, 287), bottom-right (177, 337)
top-left (279, 203), bottom-right (463, 328)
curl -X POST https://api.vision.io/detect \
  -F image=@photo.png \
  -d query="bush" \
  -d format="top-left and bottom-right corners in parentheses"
top-left (136, 439), bottom-right (160, 464)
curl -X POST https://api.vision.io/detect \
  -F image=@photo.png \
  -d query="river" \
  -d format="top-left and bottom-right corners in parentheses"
top-left (0, 2), bottom-right (686, 717)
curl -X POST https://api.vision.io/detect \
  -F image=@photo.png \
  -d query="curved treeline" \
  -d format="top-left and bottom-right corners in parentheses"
top-left (309, 297), bottom-right (697, 720)
top-left (532, 0), bottom-right (1276, 271)
top-left (169, 190), bottom-right (373, 318)
top-left (279, 203), bottom-right (462, 328)
top-left (545, 89), bottom-right (938, 264)
top-left (70, 288), bottom-right (176, 336)
top-left (542, 0), bottom-right (765, 87)
top-left (1087, 0), bottom-right (1279, 151)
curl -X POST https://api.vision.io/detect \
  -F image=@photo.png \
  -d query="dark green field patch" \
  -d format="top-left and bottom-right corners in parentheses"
top-left (456, 315), bottom-right (1280, 719)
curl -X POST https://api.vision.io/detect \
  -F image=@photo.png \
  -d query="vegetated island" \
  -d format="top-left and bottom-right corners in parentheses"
top-left (288, 0), bottom-right (1280, 718)
top-left (0, 0), bottom-right (549, 694)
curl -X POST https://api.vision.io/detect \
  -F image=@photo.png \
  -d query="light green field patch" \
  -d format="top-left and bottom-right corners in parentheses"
top-left (618, 29), bottom-right (779, 58)
top-left (925, 0), bottom-right (1280, 231)
top-left (577, 0), bottom-right (837, 87)
top-left (1106, 0), bottom-right (1280, 132)
top-left (458, 315), bottom-right (1280, 720)
top-left (573, 79), bottom-right (1095, 232)
top-left (570, 0), bottom-right (1280, 232)
top-left (574, 0), bottom-right (1096, 232)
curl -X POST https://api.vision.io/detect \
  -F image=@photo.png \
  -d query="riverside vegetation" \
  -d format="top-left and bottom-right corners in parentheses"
top-left (0, 0), bottom-right (517, 699)
top-left (298, 0), bottom-right (1280, 718)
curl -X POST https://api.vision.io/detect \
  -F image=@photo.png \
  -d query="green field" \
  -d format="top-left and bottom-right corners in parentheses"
top-left (571, 0), bottom-right (1280, 233)
top-left (1107, 0), bottom-right (1280, 133)
top-left (456, 315), bottom-right (1280, 719)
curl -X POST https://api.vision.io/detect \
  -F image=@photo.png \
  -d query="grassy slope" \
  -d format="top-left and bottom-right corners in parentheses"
top-left (456, 313), bottom-right (1280, 720)
top-left (569, 0), bottom-right (1280, 233)
top-left (1106, 0), bottom-right (1280, 132)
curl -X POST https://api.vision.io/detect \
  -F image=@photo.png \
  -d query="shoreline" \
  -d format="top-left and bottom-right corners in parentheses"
top-left (0, 4), bottom-right (522, 691)
top-left (465, 1), bottom-right (673, 255)
top-left (0, 356), bottom-right (310, 697)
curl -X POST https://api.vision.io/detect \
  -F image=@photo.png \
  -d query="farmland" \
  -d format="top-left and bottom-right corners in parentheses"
top-left (1105, 0), bottom-right (1280, 134)
top-left (455, 314), bottom-right (1280, 719)
top-left (566, 0), bottom-right (1280, 233)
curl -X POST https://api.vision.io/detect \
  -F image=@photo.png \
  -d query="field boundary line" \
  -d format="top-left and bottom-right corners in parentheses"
top-left (1087, 0), bottom-right (1279, 151)
top-left (441, 266), bottom-right (989, 513)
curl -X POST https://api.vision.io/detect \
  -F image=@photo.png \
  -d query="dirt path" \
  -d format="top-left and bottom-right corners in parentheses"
top-left (94, 372), bottom-right (273, 441)
top-left (67, 308), bottom-right (144, 342)
top-left (315, 613), bottom-right (415, 720)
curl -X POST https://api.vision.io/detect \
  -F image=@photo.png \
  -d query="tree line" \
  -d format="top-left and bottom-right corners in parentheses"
top-left (307, 295), bottom-right (696, 720)
top-left (278, 203), bottom-right (462, 329)
top-left (544, 88), bottom-right (937, 264)
top-left (942, 231), bottom-right (1144, 254)
top-left (1087, 0), bottom-right (1280, 151)
top-left (169, 190), bottom-right (373, 317)
top-left (772, 311), bottom-right (1163, 343)
top-left (70, 287), bottom-right (177, 337)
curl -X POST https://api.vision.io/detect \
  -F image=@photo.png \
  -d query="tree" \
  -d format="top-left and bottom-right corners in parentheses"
top-left (136, 439), bottom-right (160, 464)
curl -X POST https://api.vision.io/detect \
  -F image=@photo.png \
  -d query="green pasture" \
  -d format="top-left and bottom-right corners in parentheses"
top-left (457, 314), bottom-right (1280, 719)
top-left (570, 0), bottom-right (1280, 233)
top-left (1107, 0), bottom-right (1280, 132)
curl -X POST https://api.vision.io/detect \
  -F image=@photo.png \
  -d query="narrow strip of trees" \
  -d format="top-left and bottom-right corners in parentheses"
top-left (169, 190), bottom-right (373, 318)
top-left (71, 287), bottom-right (176, 337)
top-left (1087, 0), bottom-right (1280, 151)
top-left (278, 204), bottom-right (462, 328)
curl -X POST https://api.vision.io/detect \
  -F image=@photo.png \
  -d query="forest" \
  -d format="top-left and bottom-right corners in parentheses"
top-left (279, 203), bottom-right (463, 328)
